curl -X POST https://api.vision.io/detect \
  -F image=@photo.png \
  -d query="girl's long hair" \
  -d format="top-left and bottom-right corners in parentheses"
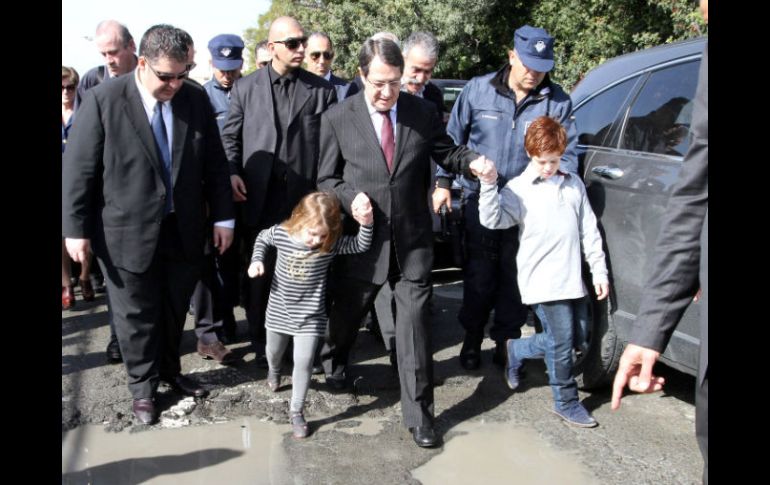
top-left (282, 191), bottom-right (343, 254)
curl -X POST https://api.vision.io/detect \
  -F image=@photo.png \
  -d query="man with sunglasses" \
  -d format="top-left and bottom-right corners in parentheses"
top-left (222, 16), bottom-right (337, 367)
top-left (304, 32), bottom-right (358, 101)
top-left (63, 24), bottom-right (235, 426)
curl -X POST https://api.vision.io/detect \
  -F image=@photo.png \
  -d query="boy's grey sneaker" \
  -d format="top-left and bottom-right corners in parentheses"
top-left (505, 339), bottom-right (522, 390)
top-left (551, 401), bottom-right (598, 428)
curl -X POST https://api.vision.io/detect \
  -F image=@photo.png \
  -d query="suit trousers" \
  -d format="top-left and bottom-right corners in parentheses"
top-left (191, 244), bottom-right (237, 345)
top-left (322, 270), bottom-right (435, 428)
top-left (98, 214), bottom-right (201, 399)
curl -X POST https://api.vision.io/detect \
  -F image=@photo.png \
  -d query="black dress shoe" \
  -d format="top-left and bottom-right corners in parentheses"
top-left (492, 340), bottom-right (507, 367)
top-left (106, 336), bottom-right (122, 364)
top-left (459, 332), bottom-right (482, 370)
top-left (132, 398), bottom-right (156, 425)
top-left (163, 374), bottom-right (208, 398)
top-left (411, 426), bottom-right (438, 448)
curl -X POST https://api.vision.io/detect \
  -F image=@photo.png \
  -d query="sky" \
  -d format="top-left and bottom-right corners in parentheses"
top-left (62, 0), bottom-right (271, 81)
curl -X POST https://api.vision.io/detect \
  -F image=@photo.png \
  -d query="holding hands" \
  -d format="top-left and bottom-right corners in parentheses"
top-left (469, 156), bottom-right (498, 185)
top-left (351, 192), bottom-right (374, 226)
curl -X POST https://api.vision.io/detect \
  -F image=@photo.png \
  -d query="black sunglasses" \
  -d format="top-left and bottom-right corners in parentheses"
top-left (309, 51), bottom-right (334, 61)
top-left (273, 37), bottom-right (308, 50)
top-left (62, 84), bottom-right (77, 91)
top-left (145, 60), bottom-right (189, 82)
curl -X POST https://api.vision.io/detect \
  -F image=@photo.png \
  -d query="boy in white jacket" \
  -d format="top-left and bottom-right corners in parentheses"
top-left (476, 116), bottom-right (609, 428)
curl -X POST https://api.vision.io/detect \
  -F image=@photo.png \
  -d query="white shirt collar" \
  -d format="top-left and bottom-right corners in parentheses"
top-left (134, 69), bottom-right (170, 119)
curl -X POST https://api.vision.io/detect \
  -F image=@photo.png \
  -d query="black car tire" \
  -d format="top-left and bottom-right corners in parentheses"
top-left (574, 293), bottom-right (624, 390)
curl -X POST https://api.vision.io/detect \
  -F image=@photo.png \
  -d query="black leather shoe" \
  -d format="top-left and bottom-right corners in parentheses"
top-left (163, 374), bottom-right (208, 398)
top-left (325, 374), bottom-right (346, 390)
top-left (411, 426), bottom-right (438, 448)
top-left (459, 332), bottom-right (482, 370)
top-left (492, 340), bottom-right (507, 367)
top-left (132, 398), bottom-right (156, 425)
top-left (106, 336), bottom-right (122, 364)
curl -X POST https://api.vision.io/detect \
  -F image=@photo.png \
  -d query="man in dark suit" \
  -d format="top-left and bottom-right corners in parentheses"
top-left (221, 16), bottom-right (337, 362)
top-left (304, 32), bottom-right (358, 101)
top-left (317, 38), bottom-right (488, 448)
top-left (63, 25), bottom-right (235, 425)
top-left (611, 37), bottom-right (708, 484)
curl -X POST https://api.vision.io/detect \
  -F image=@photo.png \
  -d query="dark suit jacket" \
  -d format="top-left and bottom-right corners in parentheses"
top-left (630, 43), bottom-right (708, 385)
top-left (422, 82), bottom-right (446, 118)
top-left (329, 73), bottom-right (359, 101)
top-left (62, 73), bottom-right (234, 273)
top-left (317, 92), bottom-right (478, 284)
top-left (221, 67), bottom-right (337, 226)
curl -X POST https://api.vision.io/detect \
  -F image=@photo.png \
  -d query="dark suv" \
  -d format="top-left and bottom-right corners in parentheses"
top-left (569, 37), bottom-right (707, 387)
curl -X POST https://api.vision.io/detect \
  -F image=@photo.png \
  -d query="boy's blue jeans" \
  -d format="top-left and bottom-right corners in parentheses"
top-left (510, 297), bottom-right (590, 409)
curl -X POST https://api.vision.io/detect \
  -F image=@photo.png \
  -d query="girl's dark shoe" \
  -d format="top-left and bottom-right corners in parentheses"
top-left (290, 411), bottom-right (309, 439)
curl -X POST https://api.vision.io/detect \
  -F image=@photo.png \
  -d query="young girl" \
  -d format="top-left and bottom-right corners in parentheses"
top-left (248, 191), bottom-right (373, 439)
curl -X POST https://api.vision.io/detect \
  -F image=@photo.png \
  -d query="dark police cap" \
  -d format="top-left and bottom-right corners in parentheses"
top-left (208, 34), bottom-right (244, 70)
top-left (512, 25), bottom-right (555, 73)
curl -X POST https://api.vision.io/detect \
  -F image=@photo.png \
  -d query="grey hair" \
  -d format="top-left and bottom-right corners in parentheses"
top-left (402, 31), bottom-right (439, 61)
top-left (138, 24), bottom-right (189, 64)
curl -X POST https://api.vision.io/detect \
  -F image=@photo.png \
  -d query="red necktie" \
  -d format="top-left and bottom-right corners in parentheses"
top-left (379, 111), bottom-right (394, 172)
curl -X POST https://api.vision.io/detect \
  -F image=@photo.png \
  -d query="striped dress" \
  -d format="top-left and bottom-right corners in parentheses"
top-left (251, 223), bottom-right (374, 336)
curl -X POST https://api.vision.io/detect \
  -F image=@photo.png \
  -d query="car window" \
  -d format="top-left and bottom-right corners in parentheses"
top-left (620, 60), bottom-right (700, 156)
top-left (442, 86), bottom-right (464, 113)
top-left (573, 77), bottom-right (638, 148)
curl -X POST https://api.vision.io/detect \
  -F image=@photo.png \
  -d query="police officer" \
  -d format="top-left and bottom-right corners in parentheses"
top-left (205, 34), bottom-right (245, 131)
top-left (190, 34), bottom-right (246, 363)
top-left (432, 25), bottom-right (578, 370)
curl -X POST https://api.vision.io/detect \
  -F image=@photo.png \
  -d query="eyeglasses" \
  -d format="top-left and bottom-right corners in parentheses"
top-left (144, 60), bottom-right (189, 82)
top-left (273, 37), bottom-right (308, 50)
top-left (62, 84), bottom-right (76, 92)
top-left (364, 76), bottom-right (401, 92)
top-left (309, 51), bottom-right (333, 61)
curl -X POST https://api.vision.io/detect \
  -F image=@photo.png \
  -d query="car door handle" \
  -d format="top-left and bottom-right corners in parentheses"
top-left (591, 166), bottom-right (624, 180)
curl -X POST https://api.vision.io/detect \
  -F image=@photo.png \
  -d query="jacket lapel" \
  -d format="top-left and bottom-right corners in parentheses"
top-left (170, 87), bottom-right (190, 187)
top-left (392, 97), bottom-right (412, 175)
top-left (122, 80), bottom-right (165, 180)
top-left (289, 72), bottom-right (312, 126)
top-left (351, 94), bottom-right (390, 173)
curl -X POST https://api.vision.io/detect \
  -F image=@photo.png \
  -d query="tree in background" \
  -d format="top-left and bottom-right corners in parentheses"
top-left (241, 0), bottom-right (705, 90)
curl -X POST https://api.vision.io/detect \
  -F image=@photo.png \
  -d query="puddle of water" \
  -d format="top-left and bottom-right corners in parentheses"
top-left (411, 421), bottom-right (599, 485)
top-left (62, 418), bottom-right (290, 485)
top-left (332, 418), bottom-right (387, 436)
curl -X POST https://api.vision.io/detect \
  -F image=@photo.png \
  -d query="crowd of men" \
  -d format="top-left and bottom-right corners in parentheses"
top-left (62, 12), bottom-right (706, 477)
